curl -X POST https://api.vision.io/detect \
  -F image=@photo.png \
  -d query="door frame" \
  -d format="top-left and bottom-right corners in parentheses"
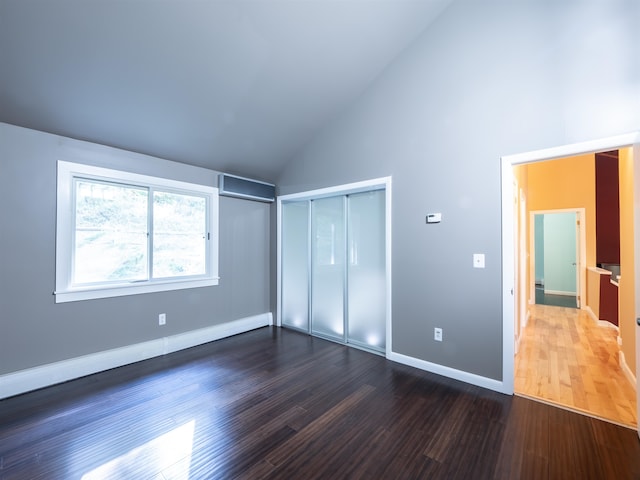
top-left (501, 132), bottom-right (640, 396)
top-left (514, 185), bottom-right (527, 354)
top-left (529, 208), bottom-right (585, 307)
top-left (276, 176), bottom-right (393, 357)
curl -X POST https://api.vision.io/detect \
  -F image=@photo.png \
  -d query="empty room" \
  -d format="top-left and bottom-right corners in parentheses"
top-left (1, 0), bottom-right (640, 479)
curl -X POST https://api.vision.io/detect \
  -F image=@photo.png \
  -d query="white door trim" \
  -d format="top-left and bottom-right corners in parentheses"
top-left (501, 131), bottom-right (640, 396)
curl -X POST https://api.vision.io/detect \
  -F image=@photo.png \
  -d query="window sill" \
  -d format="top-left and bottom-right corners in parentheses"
top-left (54, 277), bottom-right (220, 303)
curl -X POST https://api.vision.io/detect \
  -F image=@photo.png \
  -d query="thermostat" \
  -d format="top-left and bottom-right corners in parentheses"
top-left (426, 213), bottom-right (442, 224)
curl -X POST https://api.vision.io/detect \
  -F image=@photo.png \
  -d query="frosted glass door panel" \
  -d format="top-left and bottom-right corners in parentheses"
top-left (281, 201), bottom-right (309, 331)
top-left (311, 197), bottom-right (345, 341)
top-left (347, 190), bottom-right (386, 351)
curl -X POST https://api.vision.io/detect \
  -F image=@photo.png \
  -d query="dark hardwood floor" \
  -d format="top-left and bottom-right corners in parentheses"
top-left (1, 326), bottom-right (639, 479)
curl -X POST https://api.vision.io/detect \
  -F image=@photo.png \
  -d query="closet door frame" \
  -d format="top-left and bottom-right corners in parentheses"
top-left (277, 176), bottom-right (392, 357)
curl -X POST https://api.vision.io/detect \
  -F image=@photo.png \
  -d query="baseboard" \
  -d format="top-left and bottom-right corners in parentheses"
top-left (0, 313), bottom-right (273, 400)
top-left (619, 351), bottom-right (637, 390)
top-left (387, 351), bottom-right (507, 394)
top-left (543, 289), bottom-right (575, 296)
top-left (584, 306), bottom-right (619, 330)
top-left (523, 309), bottom-right (531, 329)
top-left (514, 308), bottom-right (532, 355)
top-left (585, 305), bottom-right (599, 324)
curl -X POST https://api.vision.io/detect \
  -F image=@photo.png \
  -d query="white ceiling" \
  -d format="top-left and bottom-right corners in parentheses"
top-left (0, 0), bottom-right (451, 180)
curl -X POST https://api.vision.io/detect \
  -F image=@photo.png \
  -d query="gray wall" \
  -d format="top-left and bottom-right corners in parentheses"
top-left (0, 123), bottom-right (271, 375)
top-left (277, 0), bottom-right (640, 380)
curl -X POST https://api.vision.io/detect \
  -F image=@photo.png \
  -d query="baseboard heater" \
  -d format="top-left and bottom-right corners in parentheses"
top-left (218, 173), bottom-right (275, 203)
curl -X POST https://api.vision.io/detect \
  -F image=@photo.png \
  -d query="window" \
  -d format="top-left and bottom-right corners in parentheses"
top-left (56, 161), bottom-right (218, 303)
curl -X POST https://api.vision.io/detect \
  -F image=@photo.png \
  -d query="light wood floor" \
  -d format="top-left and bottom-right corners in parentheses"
top-left (515, 304), bottom-right (637, 428)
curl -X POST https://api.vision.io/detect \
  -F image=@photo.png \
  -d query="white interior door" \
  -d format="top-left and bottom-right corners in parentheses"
top-left (518, 190), bottom-right (527, 330)
top-left (633, 143), bottom-right (640, 439)
top-left (575, 214), bottom-right (581, 308)
top-left (513, 182), bottom-right (520, 352)
top-left (513, 182), bottom-right (527, 353)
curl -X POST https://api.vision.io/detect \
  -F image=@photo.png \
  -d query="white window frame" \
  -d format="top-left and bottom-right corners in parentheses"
top-left (55, 160), bottom-right (219, 303)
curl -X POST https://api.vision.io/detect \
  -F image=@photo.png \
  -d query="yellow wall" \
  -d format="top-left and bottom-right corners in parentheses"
top-left (618, 146), bottom-right (636, 376)
top-left (513, 164), bottom-right (528, 191)
top-left (525, 154), bottom-right (596, 266)
top-left (522, 154), bottom-right (597, 306)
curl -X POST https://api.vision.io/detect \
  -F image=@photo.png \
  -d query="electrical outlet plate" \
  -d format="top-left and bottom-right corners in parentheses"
top-left (159, 313), bottom-right (166, 325)
top-left (434, 327), bottom-right (442, 342)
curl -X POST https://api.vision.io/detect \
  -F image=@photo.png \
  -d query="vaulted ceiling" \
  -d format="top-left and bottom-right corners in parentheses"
top-left (0, 0), bottom-right (452, 180)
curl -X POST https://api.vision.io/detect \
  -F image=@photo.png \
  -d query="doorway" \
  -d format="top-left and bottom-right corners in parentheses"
top-left (531, 210), bottom-right (583, 309)
top-left (513, 154), bottom-right (635, 426)
top-left (501, 133), bottom-right (640, 431)
top-left (277, 177), bottom-right (392, 355)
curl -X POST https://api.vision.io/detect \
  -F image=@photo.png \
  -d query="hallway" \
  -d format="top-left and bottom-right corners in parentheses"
top-left (515, 304), bottom-right (637, 428)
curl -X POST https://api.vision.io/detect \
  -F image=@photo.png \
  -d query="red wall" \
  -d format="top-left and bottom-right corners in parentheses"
top-left (595, 151), bottom-right (620, 265)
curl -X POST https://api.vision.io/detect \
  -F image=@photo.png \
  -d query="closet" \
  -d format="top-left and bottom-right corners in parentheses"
top-left (279, 182), bottom-right (388, 354)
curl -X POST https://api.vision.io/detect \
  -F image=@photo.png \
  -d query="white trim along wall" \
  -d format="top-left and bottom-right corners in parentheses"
top-left (0, 313), bottom-right (272, 400)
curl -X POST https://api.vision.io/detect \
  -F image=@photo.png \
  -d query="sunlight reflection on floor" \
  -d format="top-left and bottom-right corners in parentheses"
top-left (81, 420), bottom-right (195, 479)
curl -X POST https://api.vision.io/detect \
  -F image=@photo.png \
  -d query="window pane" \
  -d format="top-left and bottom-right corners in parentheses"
top-left (74, 180), bottom-right (148, 284)
top-left (153, 191), bottom-right (207, 278)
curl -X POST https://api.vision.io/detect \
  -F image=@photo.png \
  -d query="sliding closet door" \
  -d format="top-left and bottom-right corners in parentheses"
top-left (311, 196), bottom-right (346, 341)
top-left (280, 182), bottom-right (388, 353)
top-left (347, 190), bottom-right (386, 352)
top-left (281, 201), bottom-right (309, 331)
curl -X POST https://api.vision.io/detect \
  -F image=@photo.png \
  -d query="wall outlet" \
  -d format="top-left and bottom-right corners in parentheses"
top-left (159, 313), bottom-right (166, 326)
top-left (434, 327), bottom-right (443, 342)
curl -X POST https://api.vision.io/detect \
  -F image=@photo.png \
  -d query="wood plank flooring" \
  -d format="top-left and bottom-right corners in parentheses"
top-left (1, 326), bottom-right (640, 479)
top-left (515, 304), bottom-right (637, 428)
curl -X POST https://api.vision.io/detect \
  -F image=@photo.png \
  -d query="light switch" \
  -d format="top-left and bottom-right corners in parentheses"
top-left (426, 213), bottom-right (442, 223)
top-left (473, 253), bottom-right (485, 269)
